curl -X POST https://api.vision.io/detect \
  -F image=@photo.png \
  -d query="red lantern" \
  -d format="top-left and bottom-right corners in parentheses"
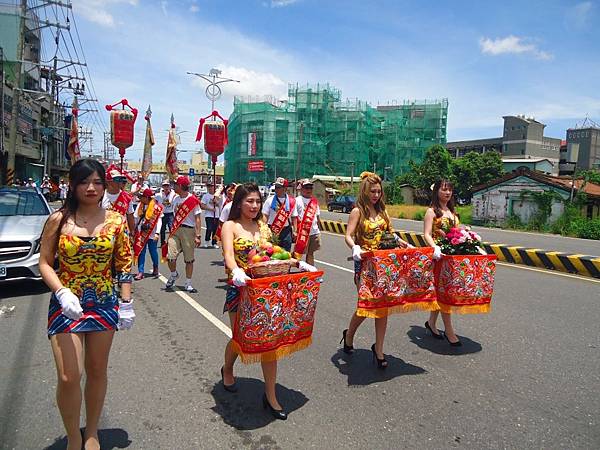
top-left (195, 110), bottom-right (228, 163)
top-left (105, 99), bottom-right (138, 160)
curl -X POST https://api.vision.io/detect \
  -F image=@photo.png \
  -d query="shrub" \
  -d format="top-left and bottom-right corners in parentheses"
top-left (398, 212), bottom-right (405, 219)
top-left (413, 211), bottom-right (425, 221)
top-left (575, 218), bottom-right (600, 240)
top-left (504, 214), bottom-right (523, 229)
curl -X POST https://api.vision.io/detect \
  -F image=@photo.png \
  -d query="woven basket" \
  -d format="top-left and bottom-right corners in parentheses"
top-left (249, 260), bottom-right (293, 278)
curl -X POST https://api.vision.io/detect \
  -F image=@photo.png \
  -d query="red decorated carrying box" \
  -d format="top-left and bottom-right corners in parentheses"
top-left (434, 254), bottom-right (497, 314)
top-left (232, 270), bottom-right (324, 363)
top-left (356, 248), bottom-right (438, 318)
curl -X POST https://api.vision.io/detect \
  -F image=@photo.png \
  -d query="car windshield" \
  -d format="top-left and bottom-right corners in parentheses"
top-left (0, 191), bottom-right (50, 216)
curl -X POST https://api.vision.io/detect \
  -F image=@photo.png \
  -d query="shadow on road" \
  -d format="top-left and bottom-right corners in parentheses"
top-left (406, 325), bottom-right (482, 355)
top-left (44, 428), bottom-right (131, 450)
top-left (210, 260), bottom-right (225, 267)
top-left (330, 348), bottom-right (426, 386)
top-left (0, 279), bottom-right (49, 300)
top-left (210, 377), bottom-right (308, 430)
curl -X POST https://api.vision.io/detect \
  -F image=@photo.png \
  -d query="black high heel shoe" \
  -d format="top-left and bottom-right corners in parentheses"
top-left (262, 394), bottom-right (287, 420)
top-left (424, 321), bottom-right (444, 340)
top-left (220, 366), bottom-right (238, 393)
top-left (444, 333), bottom-right (463, 347)
top-left (371, 344), bottom-right (388, 369)
top-left (340, 329), bottom-right (354, 354)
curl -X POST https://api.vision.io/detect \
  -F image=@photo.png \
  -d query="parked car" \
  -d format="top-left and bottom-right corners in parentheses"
top-left (327, 195), bottom-right (356, 213)
top-left (0, 187), bottom-right (52, 281)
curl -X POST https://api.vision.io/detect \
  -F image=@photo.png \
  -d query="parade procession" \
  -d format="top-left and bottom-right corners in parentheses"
top-left (2, 2), bottom-right (600, 450)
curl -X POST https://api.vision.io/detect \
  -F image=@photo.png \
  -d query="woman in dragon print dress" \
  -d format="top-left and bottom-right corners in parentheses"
top-left (39, 159), bottom-right (133, 450)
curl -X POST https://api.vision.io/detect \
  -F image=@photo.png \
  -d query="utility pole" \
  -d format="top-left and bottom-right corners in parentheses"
top-left (5, 0), bottom-right (28, 186)
top-left (294, 121), bottom-right (304, 193)
top-left (0, 46), bottom-right (5, 157)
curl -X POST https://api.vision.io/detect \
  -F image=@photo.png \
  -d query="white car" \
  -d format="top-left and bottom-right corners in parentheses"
top-left (0, 187), bottom-right (52, 281)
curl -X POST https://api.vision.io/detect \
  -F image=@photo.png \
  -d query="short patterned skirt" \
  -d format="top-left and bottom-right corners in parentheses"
top-left (47, 291), bottom-right (119, 337)
top-left (224, 285), bottom-right (241, 313)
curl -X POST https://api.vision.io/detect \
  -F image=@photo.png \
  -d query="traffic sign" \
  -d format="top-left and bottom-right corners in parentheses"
top-left (188, 168), bottom-right (195, 177)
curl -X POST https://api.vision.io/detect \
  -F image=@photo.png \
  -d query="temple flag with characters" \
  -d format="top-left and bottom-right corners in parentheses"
top-left (141, 106), bottom-right (155, 179)
top-left (165, 114), bottom-right (179, 180)
top-left (67, 98), bottom-right (81, 164)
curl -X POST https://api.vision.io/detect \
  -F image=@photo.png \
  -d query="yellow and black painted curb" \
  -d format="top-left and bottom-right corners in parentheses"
top-left (318, 219), bottom-right (600, 279)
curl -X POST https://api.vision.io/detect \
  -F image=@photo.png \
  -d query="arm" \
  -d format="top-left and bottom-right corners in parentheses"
top-left (126, 212), bottom-right (135, 237)
top-left (344, 208), bottom-right (361, 249)
top-left (114, 218), bottom-right (133, 300)
top-left (194, 211), bottom-right (202, 246)
top-left (39, 212), bottom-right (64, 293)
top-left (154, 215), bottom-right (162, 240)
top-left (423, 208), bottom-right (437, 247)
top-left (221, 221), bottom-right (239, 272)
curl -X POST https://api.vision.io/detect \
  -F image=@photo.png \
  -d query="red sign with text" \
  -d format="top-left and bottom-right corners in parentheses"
top-left (247, 160), bottom-right (265, 172)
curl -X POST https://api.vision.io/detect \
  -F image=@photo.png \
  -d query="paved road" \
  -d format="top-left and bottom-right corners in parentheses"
top-left (321, 210), bottom-right (600, 256)
top-left (1, 232), bottom-right (599, 449)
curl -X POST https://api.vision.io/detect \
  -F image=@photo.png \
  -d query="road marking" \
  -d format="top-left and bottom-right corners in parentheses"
top-left (157, 275), bottom-right (232, 338)
top-left (315, 259), bottom-right (354, 273)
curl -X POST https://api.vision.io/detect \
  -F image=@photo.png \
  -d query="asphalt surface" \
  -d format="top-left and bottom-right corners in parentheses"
top-left (321, 210), bottom-right (600, 256)
top-left (1, 231), bottom-right (599, 449)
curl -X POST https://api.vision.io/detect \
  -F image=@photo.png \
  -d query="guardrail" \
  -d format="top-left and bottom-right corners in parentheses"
top-left (318, 219), bottom-right (600, 279)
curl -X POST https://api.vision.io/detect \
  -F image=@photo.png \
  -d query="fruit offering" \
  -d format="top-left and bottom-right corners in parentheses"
top-left (249, 241), bottom-right (291, 264)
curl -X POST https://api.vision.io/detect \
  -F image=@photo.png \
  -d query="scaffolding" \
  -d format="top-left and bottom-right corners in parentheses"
top-left (224, 83), bottom-right (448, 184)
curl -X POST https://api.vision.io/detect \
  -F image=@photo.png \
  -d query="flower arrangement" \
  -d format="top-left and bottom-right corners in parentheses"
top-left (437, 226), bottom-right (485, 255)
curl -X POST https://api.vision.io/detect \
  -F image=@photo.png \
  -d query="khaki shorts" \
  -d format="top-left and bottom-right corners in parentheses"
top-left (168, 226), bottom-right (196, 262)
top-left (306, 233), bottom-right (321, 254)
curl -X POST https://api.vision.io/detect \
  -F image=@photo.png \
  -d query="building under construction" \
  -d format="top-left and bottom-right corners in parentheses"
top-left (224, 83), bottom-right (448, 184)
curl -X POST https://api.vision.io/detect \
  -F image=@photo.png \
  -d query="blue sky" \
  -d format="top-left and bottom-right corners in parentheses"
top-left (69, 0), bottom-right (600, 162)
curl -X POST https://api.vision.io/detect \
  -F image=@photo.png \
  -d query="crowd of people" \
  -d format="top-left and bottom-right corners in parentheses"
top-left (40, 159), bottom-right (479, 449)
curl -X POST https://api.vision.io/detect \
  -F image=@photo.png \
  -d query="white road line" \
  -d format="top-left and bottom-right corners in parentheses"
top-left (157, 275), bottom-right (232, 338)
top-left (315, 259), bottom-right (354, 273)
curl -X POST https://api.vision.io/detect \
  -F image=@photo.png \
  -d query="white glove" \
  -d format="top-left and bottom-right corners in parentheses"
top-left (433, 245), bottom-right (442, 260)
top-left (55, 287), bottom-right (83, 321)
top-left (352, 245), bottom-right (363, 262)
top-left (232, 268), bottom-right (250, 287)
top-left (298, 261), bottom-right (318, 272)
top-left (118, 300), bottom-right (135, 330)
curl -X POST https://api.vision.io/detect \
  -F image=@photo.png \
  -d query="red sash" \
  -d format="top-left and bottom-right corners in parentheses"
top-left (270, 195), bottom-right (296, 235)
top-left (161, 194), bottom-right (200, 259)
top-left (111, 190), bottom-right (133, 216)
top-left (293, 197), bottom-right (318, 256)
top-left (133, 200), bottom-right (164, 261)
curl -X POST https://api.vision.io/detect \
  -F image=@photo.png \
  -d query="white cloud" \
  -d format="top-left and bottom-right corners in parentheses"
top-left (189, 4), bottom-right (199, 13)
top-left (479, 35), bottom-right (553, 60)
top-left (270, 0), bottom-right (300, 7)
top-left (567, 1), bottom-right (594, 28)
top-left (161, 1), bottom-right (169, 16)
top-left (190, 66), bottom-right (288, 99)
top-left (73, 0), bottom-right (138, 28)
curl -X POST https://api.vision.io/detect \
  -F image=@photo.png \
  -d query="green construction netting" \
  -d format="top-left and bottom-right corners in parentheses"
top-left (224, 83), bottom-right (448, 184)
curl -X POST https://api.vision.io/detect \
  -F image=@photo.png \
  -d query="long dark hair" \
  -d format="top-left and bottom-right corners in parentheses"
top-left (56, 158), bottom-right (106, 235)
top-left (431, 179), bottom-right (457, 219)
top-left (228, 183), bottom-right (263, 222)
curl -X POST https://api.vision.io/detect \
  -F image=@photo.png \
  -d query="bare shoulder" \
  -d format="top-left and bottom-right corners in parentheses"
top-left (349, 207), bottom-right (360, 219)
top-left (424, 207), bottom-right (436, 218)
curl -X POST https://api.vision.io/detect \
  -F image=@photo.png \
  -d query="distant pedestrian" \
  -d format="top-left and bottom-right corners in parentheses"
top-left (102, 168), bottom-right (135, 235)
top-left (200, 183), bottom-right (221, 248)
top-left (262, 177), bottom-right (298, 252)
top-left (25, 177), bottom-right (37, 188)
top-left (155, 179), bottom-right (176, 246)
top-left (38, 158), bottom-right (134, 450)
top-left (293, 179), bottom-right (321, 266)
top-left (59, 179), bottom-right (68, 206)
top-left (41, 175), bottom-right (52, 201)
top-left (133, 188), bottom-right (163, 280)
top-left (165, 175), bottom-right (202, 293)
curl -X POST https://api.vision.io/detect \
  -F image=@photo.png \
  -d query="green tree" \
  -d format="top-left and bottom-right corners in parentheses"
top-left (410, 144), bottom-right (455, 191)
top-left (477, 151), bottom-right (505, 185)
top-left (453, 151), bottom-right (504, 201)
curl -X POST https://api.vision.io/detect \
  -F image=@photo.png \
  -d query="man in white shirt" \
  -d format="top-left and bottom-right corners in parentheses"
top-left (59, 179), bottom-right (68, 205)
top-left (25, 177), bottom-right (37, 188)
top-left (130, 174), bottom-right (146, 210)
top-left (262, 177), bottom-right (298, 252)
top-left (40, 175), bottom-right (52, 201)
top-left (200, 183), bottom-right (221, 248)
top-left (295, 179), bottom-right (321, 266)
top-left (166, 176), bottom-right (202, 293)
top-left (102, 169), bottom-right (135, 234)
top-left (155, 179), bottom-right (176, 246)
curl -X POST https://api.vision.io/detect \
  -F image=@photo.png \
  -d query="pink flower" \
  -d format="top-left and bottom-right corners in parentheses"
top-left (457, 234), bottom-right (467, 244)
top-left (451, 237), bottom-right (460, 245)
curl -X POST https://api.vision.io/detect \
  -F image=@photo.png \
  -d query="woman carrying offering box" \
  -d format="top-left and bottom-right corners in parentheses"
top-left (424, 179), bottom-right (496, 347)
top-left (221, 183), bottom-right (319, 420)
top-left (340, 172), bottom-right (411, 369)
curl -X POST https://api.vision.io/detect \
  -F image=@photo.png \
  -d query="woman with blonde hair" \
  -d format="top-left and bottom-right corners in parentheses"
top-left (340, 171), bottom-right (410, 368)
